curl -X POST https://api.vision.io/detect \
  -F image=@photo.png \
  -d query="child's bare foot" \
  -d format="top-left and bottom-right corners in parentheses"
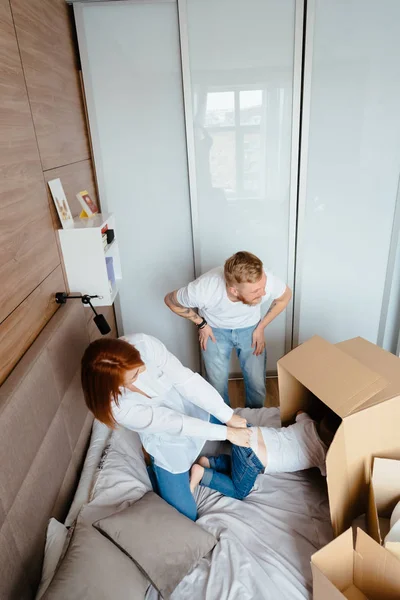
top-left (190, 464), bottom-right (205, 493)
top-left (198, 456), bottom-right (210, 468)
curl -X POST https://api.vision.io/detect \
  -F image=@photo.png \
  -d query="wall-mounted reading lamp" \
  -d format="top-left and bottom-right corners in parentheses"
top-left (55, 292), bottom-right (111, 335)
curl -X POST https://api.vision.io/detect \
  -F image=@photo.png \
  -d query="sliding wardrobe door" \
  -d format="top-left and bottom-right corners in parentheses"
top-left (295, 0), bottom-right (400, 348)
top-left (179, 0), bottom-right (303, 371)
top-left (75, 1), bottom-right (198, 369)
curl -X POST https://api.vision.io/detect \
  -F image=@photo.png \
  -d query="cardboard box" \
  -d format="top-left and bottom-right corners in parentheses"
top-left (312, 527), bottom-right (400, 600)
top-left (367, 457), bottom-right (400, 560)
top-left (277, 335), bottom-right (400, 536)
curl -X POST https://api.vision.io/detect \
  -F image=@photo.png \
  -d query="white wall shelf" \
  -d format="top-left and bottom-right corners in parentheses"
top-left (58, 213), bottom-right (121, 307)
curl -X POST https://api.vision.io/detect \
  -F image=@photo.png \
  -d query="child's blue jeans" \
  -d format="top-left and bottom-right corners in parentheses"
top-left (200, 433), bottom-right (265, 500)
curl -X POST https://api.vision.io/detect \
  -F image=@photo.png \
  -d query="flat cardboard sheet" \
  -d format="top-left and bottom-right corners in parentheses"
top-left (368, 458), bottom-right (400, 544)
top-left (371, 458), bottom-right (400, 518)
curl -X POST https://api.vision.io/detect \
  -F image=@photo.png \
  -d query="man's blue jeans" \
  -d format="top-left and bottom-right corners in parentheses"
top-left (202, 324), bottom-right (266, 408)
top-left (200, 442), bottom-right (265, 500)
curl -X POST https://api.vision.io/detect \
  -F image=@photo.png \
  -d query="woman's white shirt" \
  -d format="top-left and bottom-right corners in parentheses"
top-left (111, 333), bottom-right (233, 473)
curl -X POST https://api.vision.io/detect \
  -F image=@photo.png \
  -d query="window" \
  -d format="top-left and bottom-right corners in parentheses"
top-left (201, 88), bottom-right (265, 199)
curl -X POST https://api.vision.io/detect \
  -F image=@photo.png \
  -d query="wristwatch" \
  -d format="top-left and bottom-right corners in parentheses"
top-left (197, 318), bottom-right (208, 330)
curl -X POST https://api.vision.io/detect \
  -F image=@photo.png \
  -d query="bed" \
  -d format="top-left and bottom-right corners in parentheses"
top-left (0, 302), bottom-right (333, 600)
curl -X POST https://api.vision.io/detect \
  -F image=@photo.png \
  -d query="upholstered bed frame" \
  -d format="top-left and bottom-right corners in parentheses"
top-left (0, 302), bottom-right (94, 600)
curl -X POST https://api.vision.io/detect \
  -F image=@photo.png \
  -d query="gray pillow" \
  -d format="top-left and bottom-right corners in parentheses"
top-left (93, 491), bottom-right (217, 598)
top-left (43, 519), bottom-right (149, 600)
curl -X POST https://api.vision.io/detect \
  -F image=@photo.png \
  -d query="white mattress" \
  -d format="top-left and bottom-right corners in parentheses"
top-left (80, 408), bottom-right (333, 600)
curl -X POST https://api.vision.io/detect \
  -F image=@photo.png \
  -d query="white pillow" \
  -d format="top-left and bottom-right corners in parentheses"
top-left (35, 518), bottom-right (68, 599)
top-left (64, 419), bottom-right (111, 526)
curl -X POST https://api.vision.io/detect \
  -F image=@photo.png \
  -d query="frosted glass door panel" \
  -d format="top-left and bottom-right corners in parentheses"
top-left (77, 2), bottom-right (198, 369)
top-left (296, 0), bottom-right (400, 346)
top-left (184, 0), bottom-right (298, 371)
top-left (382, 213), bottom-right (400, 354)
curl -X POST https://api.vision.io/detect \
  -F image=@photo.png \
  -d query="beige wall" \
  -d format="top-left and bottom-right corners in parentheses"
top-left (0, 0), bottom-right (116, 384)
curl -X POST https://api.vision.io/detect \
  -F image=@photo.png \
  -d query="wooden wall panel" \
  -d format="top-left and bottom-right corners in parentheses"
top-left (0, 266), bottom-right (64, 384)
top-left (44, 159), bottom-right (99, 222)
top-left (0, 0), bottom-right (60, 323)
top-left (0, 0), bottom-right (115, 385)
top-left (10, 0), bottom-right (90, 170)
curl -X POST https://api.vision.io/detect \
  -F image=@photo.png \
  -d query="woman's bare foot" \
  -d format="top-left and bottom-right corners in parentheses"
top-left (189, 464), bottom-right (205, 493)
top-left (198, 456), bottom-right (210, 468)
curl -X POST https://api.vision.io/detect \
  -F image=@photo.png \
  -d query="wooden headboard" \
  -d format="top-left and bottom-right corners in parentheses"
top-left (0, 302), bottom-right (93, 600)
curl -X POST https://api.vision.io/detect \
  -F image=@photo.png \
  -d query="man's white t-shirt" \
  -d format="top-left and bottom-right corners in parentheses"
top-left (177, 266), bottom-right (287, 329)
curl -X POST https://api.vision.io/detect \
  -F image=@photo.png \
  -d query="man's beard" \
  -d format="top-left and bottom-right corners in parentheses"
top-left (237, 295), bottom-right (262, 306)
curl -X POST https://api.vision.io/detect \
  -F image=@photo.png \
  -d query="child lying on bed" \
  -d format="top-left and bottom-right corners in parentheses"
top-left (190, 409), bottom-right (340, 500)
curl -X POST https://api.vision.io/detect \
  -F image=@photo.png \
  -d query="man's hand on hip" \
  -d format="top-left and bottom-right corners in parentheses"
top-left (252, 325), bottom-right (266, 356)
top-left (199, 324), bottom-right (216, 351)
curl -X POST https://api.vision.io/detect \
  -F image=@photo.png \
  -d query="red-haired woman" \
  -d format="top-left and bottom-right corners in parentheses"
top-left (81, 333), bottom-right (250, 520)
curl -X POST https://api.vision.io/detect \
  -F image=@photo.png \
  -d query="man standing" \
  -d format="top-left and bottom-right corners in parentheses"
top-left (165, 251), bottom-right (292, 408)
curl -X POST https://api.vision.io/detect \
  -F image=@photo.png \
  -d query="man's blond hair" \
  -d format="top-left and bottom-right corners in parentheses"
top-left (224, 251), bottom-right (263, 287)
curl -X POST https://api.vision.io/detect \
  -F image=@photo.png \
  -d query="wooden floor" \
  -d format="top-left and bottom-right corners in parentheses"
top-left (228, 377), bottom-right (279, 409)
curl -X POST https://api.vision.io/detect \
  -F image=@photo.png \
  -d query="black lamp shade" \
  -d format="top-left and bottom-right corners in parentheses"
top-left (94, 314), bottom-right (111, 335)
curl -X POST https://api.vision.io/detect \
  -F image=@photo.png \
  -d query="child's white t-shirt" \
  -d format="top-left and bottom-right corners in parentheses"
top-left (176, 266), bottom-right (286, 329)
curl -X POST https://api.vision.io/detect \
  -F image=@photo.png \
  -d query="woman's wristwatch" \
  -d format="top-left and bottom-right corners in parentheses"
top-left (197, 318), bottom-right (208, 330)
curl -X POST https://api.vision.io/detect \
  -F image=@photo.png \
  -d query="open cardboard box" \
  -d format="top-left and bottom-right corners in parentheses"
top-left (367, 457), bottom-right (400, 560)
top-left (312, 527), bottom-right (400, 600)
top-left (277, 335), bottom-right (400, 536)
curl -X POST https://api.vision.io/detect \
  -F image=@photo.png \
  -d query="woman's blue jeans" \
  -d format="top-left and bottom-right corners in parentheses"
top-left (146, 416), bottom-right (230, 520)
top-left (148, 462), bottom-right (197, 521)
